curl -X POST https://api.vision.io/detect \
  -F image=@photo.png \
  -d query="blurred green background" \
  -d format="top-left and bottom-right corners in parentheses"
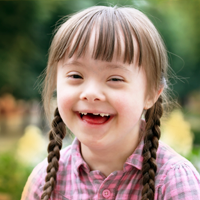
top-left (0, 0), bottom-right (200, 199)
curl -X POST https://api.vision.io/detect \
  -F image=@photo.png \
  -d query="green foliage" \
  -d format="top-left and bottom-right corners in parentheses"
top-left (0, 1), bottom-right (71, 99)
top-left (186, 146), bottom-right (200, 173)
top-left (185, 112), bottom-right (200, 145)
top-left (193, 130), bottom-right (200, 145)
top-left (140, 0), bottom-right (200, 101)
top-left (0, 151), bottom-right (33, 200)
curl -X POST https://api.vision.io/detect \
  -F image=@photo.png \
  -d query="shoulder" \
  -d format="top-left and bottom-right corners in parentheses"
top-left (21, 144), bottom-right (72, 200)
top-left (156, 141), bottom-right (200, 199)
top-left (21, 158), bottom-right (47, 200)
top-left (156, 140), bottom-right (191, 169)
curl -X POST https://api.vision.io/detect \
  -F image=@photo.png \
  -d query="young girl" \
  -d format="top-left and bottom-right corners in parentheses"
top-left (22, 6), bottom-right (200, 200)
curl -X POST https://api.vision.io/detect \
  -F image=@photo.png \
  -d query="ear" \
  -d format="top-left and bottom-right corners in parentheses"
top-left (144, 87), bottom-right (164, 110)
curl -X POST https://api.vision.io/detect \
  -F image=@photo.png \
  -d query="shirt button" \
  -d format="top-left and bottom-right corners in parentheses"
top-left (102, 189), bottom-right (111, 198)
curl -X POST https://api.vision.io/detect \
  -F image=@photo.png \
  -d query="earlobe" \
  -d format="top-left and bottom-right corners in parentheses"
top-left (144, 99), bottom-right (154, 110)
top-left (144, 94), bottom-right (155, 109)
top-left (144, 86), bottom-right (164, 110)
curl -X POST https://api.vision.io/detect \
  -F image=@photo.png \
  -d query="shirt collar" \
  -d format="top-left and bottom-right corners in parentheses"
top-left (71, 138), bottom-right (89, 176)
top-left (71, 136), bottom-right (144, 175)
top-left (125, 137), bottom-right (144, 171)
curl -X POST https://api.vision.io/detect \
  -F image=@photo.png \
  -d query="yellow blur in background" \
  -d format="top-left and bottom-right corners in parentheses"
top-left (161, 109), bottom-right (193, 156)
top-left (16, 125), bottom-right (47, 166)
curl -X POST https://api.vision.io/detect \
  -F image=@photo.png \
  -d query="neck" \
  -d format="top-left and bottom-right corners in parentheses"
top-left (80, 129), bottom-right (142, 177)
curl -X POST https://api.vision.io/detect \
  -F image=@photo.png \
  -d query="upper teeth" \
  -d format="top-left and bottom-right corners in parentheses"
top-left (100, 113), bottom-right (110, 117)
top-left (79, 112), bottom-right (110, 117)
top-left (80, 112), bottom-right (87, 115)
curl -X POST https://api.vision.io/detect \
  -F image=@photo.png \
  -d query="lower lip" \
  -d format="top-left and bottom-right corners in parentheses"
top-left (76, 112), bottom-right (113, 126)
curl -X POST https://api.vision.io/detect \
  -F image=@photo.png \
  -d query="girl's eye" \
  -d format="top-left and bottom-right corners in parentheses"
top-left (67, 74), bottom-right (83, 79)
top-left (109, 77), bottom-right (124, 82)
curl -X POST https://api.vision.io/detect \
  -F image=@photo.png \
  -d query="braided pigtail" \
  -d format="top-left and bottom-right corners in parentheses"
top-left (41, 108), bottom-right (66, 200)
top-left (141, 96), bottom-right (163, 200)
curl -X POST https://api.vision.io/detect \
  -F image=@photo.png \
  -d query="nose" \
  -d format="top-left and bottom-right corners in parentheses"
top-left (79, 82), bottom-right (106, 102)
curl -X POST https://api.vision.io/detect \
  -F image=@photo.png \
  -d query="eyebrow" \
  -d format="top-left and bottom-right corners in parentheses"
top-left (106, 64), bottom-right (130, 71)
top-left (63, 60), bottom-right (131, 72)
top-left (63, 60), bottom-right (85, 67)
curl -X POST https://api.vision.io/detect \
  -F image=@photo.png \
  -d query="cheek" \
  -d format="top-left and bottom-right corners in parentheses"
top-left (57, 93), bottom-right (70, 110)
top-left (113, 93), bottom-right (145, 120)
top-left (57, 77), bottom-right (75, 107)
top-left (57, 87), bottom-right (75, 122)
top-left (113, 98), bottom-right (127, 113)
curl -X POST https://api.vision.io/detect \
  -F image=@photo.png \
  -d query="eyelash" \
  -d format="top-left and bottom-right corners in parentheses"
top-left (68, 74), bottom-right (82, 79)
top-left (67, 74), bottom-right (124, 82)
top-left (109, 77), bottom-right (124, 82)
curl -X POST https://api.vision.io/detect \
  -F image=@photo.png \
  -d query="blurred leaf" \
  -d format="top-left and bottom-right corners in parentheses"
top-left (0, 151), bottom-right (33, 199)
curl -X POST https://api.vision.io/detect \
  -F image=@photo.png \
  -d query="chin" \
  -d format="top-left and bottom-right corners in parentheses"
top-left (80, 136), bottom-right (109, 149)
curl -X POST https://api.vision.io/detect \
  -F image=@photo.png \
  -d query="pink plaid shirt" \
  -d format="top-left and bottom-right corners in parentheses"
top-left (22, 138), bottom-right (200, 200)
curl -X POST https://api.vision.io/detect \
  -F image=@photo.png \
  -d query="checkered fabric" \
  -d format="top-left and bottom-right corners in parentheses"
top-left (21, 138), bottom-right (200, 200)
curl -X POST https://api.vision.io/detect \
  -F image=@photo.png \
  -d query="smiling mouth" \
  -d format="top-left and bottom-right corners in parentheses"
top-left (78, 112), bottom-right (111, 124)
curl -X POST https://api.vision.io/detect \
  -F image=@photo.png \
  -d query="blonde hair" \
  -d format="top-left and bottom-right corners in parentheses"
top-left (41, 6), bottom-right (168, 200)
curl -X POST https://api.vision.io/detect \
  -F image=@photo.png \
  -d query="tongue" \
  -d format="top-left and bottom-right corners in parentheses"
top-left (82, 113), bottom-right (108, 124)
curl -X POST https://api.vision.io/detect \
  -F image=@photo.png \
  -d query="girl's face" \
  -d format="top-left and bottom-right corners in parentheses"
top-left (57, 32), bottom-right (153, 151)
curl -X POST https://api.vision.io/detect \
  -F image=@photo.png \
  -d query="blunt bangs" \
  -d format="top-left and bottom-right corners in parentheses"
top-left (57, 7), bottom-right (142, 65)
